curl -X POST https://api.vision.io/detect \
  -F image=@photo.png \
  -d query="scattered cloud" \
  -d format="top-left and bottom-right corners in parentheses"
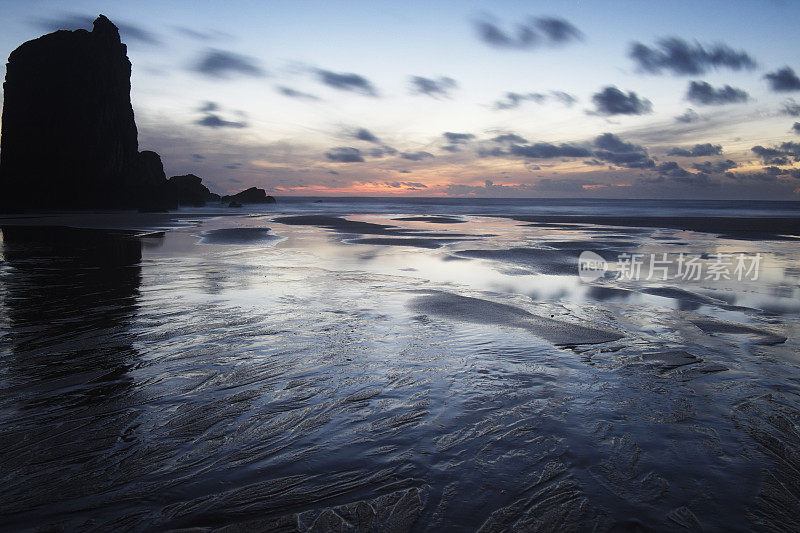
top-left (194, 102), bottom-right (247, 128)
top-left (441, 144), bottom-right (462, 153)
top-left (794, 122), bottom-right (800, 134)
top-left (655, 161), bottom-right (693, 178)
top-left (667, 143), bottom-right (723, 157)
top-left (174, 26), bottom-right (230, 41)
top-left (494, 92), bottom-right (545, 110)
top-left (536, 17), bottom-right (583, 43)
top-left (629, 37), bottom-right (756, 75)
top-left (349, 128), bottom-right (398, 157)
top-left (675, 108), bottom-right (701, 123)
top-left (443, 132), bottom-right (475, 144)
top-left (492, 133), bottom-right (529, 144)
top-left (591, 86), bottom-right (652, 115)
top-left (685, 81), bottom-right (748, 105)
top-left (692, 160), bottom-right (737, 174)
top-left (316, 69), bottom-right (378, 96)
top-left (593, 133), bottom-right (654, 168)
top-left (476, 146), bottom-right (507, 158)
top-left (473, 15), bottom-right (582, 49)
top-left (672, 172), bottom-right (715, 186)
top-left (195, 114), bottom-right (247, 128)
top-left (277, 86), bottom-right (320, 100)
top-left (550, 91), bottom-right (578, 106)
top-left (493, 90), bottom-right (576, 110)
top-left (646, 161), bottom-right (714, 186)
top-left (440, 132), bottom-right (475, 153)
top-left (325, 147), bottom-right (365, 162)
top-left (353, 128), bottom-right (381, 143)
top-left (510, 142), bottom-right (591, 158)
top-left (409, 76), bottom-right (458, 98)
top-left (759, 166), bottom-right (800, 179)
top-left (751, 141), bottom-right (800, 165)
top-left (725, 171), bottom-right (778, 183)
top-left (192, 49), bottom-right (265, 78)
top-left (764, 67), bottom-right (800, 92)
top-left (385, 181), bottom-right (428, 189)
top-left (367, 146), bottom-right (397, 157)
top-left (400, 151), bottom-right (435, 161)
top-left (773, 167), bottom-right (800, 179)
top-left (782, 99), bottom-right (800, 116)
top-left (478, 132), bottom-right (656, 169)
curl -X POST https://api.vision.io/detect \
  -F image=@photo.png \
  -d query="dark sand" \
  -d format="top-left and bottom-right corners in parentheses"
top-left (392, 216), bottom-right (467, 224)
top-left (274, 215), bottom-right (402, 235)
top-left (273, 215), bottom-right (487, 242)
top-left (201, 227), bottom-right (279, 245)
top-left (690, 318), bottom-right (787, 345)
top-left (640, 286), bottom-right (741, 311)
top-left (454, 247), bottom-right (585, 275)
top-left (585, 285), bottom-right (634, 301)
top-left (409, 291), bottom-right (623, 345)
top-left (639, 350), bottom-right (700, 370)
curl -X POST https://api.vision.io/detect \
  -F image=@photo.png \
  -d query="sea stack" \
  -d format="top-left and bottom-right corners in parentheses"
top-left (0, 15), bottom-right (166, 210)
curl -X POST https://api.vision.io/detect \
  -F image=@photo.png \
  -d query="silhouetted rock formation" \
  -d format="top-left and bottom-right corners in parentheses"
top-left (221, 187), bottom-right (276, 206)
top-left (0, 15), bottom-right (166, 210)
top-left (165, 174), bottom-right (221, 206)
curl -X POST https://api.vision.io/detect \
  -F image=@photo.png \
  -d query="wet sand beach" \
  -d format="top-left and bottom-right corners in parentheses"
top-left (0, 203), bottom-right (799, 531)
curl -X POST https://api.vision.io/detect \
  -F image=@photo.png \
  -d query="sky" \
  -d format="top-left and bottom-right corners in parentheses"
top-left (1, 0), bottom-right (800, 199)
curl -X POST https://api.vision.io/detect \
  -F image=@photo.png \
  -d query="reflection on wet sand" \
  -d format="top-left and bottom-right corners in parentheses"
top-left (0, 226), bottom-right (145, 528)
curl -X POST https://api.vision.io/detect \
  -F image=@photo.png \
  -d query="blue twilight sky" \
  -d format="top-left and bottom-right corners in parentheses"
top-left (1, 0), bottom-right (800, 198)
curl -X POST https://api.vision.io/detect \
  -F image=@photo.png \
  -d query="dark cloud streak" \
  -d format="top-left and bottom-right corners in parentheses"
top-left (316, 69), bottom-right (378, 96)
top-left (409, 76), bottom-right (457, 98)
top-left (593, 133), bottom-right (654, 168)
top-left (667, 143), bottom-right (723, 157)
top-left (400, 151), bottom-right (434, 161)
top-left (591, 86), bottom-right (652, 115)
top-left (675, 108), bottom-right (701, 123)
top-left (192, 49), bottom-right (265, 78)
top-left (443, 132), bottom-right (475, 144)
top-left (474, 15), bottom-right (582, 49)
top-left (195, 114), bottom-right (247, 128)
top-left (685, 81), bottom-right (748, 105)
top-left (493, 90), bottom-right (576, 110)
top-left (325, 147), bottom-right (365, 162)
top-left (629, 37), bottom-right (756, 75)
top-left (764, 67), bottom-right (800, 92)
top-left (277, 86), bottom-right (320, 100)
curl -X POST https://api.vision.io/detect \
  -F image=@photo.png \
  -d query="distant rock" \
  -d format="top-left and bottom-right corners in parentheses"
top-left (221, 187), bottom-right (276, 205)
top-left (137, 151), bottom-right (166, 187)
top-left (165, 174), bottom-right (220, 207)
top-left (135, 151), bottom-right (175, 212)
top-left (0, 15), bottom-right (166, 210)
